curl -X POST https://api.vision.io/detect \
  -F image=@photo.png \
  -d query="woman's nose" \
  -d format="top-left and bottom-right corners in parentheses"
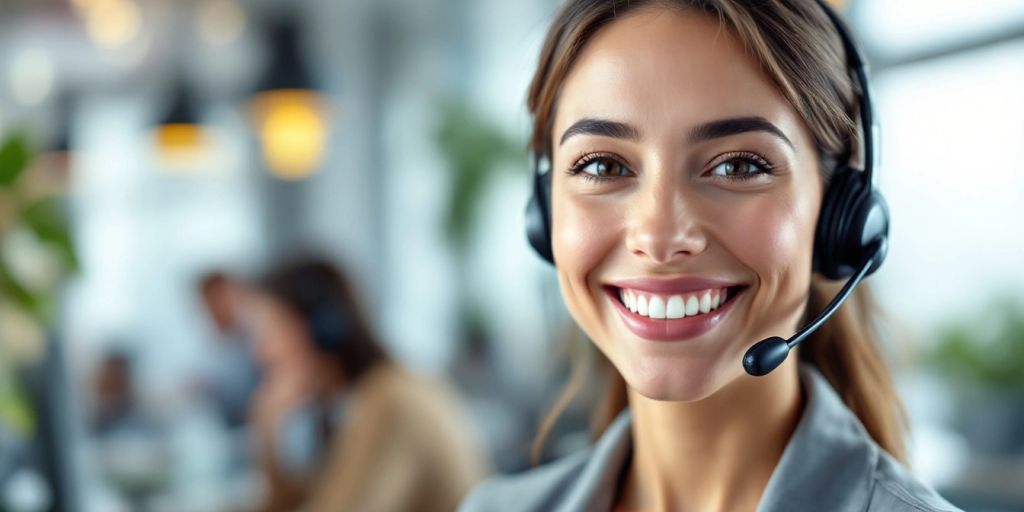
top-left (624, 182), bottom-right (708, 264)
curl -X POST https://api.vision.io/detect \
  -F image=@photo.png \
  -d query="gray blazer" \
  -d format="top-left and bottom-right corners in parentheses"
top-left (461, 365), bottom-right (962, 512)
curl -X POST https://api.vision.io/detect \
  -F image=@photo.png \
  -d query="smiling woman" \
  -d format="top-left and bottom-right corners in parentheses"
top-left (548, 2), bottom-right (825, 407)
top-left (460, 1), bottom-right (962, 511)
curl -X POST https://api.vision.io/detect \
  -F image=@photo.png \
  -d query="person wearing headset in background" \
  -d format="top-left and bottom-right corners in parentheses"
top-left (461, 1), bottom-right (962, 511)
top-left (245, 258), bottom-right (488, 512)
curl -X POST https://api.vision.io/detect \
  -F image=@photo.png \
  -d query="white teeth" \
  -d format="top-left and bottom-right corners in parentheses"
top-left (685, 296), bottom-right (699, 316)
top-left (619, 287), bottom-right (733, 319)
top-left (666, 295), bottom-right (685, 319)
top-left (648, 296), bottom-right (666, 319)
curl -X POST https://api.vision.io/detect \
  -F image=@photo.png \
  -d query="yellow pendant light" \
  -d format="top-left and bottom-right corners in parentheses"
top-left (248, 17), bottom-right (329, 181)
top-left (154, 78), bottom-right (210, 172)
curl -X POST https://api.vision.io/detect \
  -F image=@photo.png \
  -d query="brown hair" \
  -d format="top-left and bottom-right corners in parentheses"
top-left (263, 257), bottom-right (390, 384)
top-left (529, 0), bottom-right (908, 464)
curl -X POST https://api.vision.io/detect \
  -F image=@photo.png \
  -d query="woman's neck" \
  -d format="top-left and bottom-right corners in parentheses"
top-left (615, 359), bottom-right (804, 512)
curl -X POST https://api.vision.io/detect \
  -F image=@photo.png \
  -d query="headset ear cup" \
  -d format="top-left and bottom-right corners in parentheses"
top-left (308, 303), bottom-right (353, 353)
top-left (815, 167), bottom-right (861, 279)
top-left (525, 169), bottom-right (554, 264)
top-left (814, 167), bottom-right (889, 280)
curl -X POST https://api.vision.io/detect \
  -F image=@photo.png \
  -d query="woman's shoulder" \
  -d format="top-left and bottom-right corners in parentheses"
top-left (796, 366), bottom-right (962, 511)
top-left (461, 411), bottom-right (633, 512)
top-left (771, 365), bottom-right (963, 512)
top-left (458, 450), bottom-right (592, 512)
top-left (867, 450), bottom-right (963, 512)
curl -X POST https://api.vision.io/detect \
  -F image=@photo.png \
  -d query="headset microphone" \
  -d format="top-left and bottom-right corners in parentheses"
top-left (742, 1), bottom-right (889, 376)
top-left (742, 239), bottom-right (886, 376)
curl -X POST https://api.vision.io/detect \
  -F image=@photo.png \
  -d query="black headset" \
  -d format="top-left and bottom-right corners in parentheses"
top-left (284, 272), bottom-right (354, 353)
top-left (308, 301), bottom-right (353, 353)
top-left (523, 0), bottom-right (890, 376)
top-left (525, 0), bottom-right (888, 281)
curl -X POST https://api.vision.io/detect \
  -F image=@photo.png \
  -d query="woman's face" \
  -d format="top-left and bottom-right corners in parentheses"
top-left (244, 292), bottom-right (317, 376)
top-left (551, 6), bottom-right (823, 401)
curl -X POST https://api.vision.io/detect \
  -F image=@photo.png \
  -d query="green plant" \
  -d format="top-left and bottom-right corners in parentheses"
top-left (434, 99), bottom-right (524, 251)
top-left (0, 130), bottom-right (79, 438)
top-left (926, 295), bottom-right (1024, 392)
top-left (434, 99), bottom-right (526, 348)
top-left (0, 132), bottom-right (78, 319)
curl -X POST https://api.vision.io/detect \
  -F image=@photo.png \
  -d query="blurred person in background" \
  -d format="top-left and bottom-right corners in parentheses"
top-left (196, 272), bottom-right (262, 429)
top-left (246, 257), bottom-right (488, 512)
top-left (87, 349), bottom-right (171, 509)
top-left (462, 1), bottom-right (961, 511)
top-left (89, 351), bottom-right (137, 437)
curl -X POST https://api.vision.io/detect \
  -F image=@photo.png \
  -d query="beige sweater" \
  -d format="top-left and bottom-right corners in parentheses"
top-left (301, 363), bottom-right (488, 512)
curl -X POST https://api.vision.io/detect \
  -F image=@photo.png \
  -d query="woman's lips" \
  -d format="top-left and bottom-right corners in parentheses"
top-left (605, 284), bottom-right (745, 342)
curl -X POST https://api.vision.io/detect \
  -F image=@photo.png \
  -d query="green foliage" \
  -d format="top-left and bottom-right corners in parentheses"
top-left (927, 296), bottom-right (1024, 392)
top-left (0, 130), bottom-right (78, 325)
top-left (22, 197), bottom-right (80, 271)
top-left (0, 264), bottom-right (44, 318)
top-left (434, 99), bottom-right (524, 251)
top-left (0, 133), bottom-right (31, 188)
top-left (0, 372), bottom-right (35, 437)
top-left (0, 129), bottom-right (76, 439)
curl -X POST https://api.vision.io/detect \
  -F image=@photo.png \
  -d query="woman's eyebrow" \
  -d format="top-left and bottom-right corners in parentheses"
top-left (558, 115), bottom-right (793, 149)
top-left (687, 116), bottom-right (793, 148)
top-left (559, 118), bottom-right (640, 146)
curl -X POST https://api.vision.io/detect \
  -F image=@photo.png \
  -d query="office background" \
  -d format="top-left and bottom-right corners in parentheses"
top-left (0, 0), bottom-right (1022, 510)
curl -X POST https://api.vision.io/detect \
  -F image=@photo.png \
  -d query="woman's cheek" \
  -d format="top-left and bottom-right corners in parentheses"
top-left (552, 194), bottom-right (622, 330)
top-left (738, 210), bottom-right (801, 270)
top-left (726, 190), bottom-right (817, 274)
top-left (552, 194), bottom-right (621, 275)
top-left (725, 196), bottom-right (818, 337)
top-left (257, 322), bottom-right (305, 372)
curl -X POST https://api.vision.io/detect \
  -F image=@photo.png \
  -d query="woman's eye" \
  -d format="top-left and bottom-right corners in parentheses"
top-left (576, 157), bottom-right (629, 178)
top-left (709, 157), bottom-right (768, 179)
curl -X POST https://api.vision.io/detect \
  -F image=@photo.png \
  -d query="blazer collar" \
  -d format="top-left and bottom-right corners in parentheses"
top-left (757, 364), bottom-right (877, 512)
top-left (558, 365), bottom-right (877, 512)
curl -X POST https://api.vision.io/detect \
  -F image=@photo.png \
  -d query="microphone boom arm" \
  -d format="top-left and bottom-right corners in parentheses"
top-left (742, 239), bottom-right (885, 376)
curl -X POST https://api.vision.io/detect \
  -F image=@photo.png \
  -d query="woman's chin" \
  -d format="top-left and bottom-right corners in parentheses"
top-left (620, 355), bottom-right (741, 402)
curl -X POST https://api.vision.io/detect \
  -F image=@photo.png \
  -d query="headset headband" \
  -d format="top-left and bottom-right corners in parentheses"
top-left (814, 0), bottom-right (879, 186)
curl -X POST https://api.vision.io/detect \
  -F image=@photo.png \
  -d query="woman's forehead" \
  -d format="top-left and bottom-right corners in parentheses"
top-left (553, 6), bottom-right (805, 148)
